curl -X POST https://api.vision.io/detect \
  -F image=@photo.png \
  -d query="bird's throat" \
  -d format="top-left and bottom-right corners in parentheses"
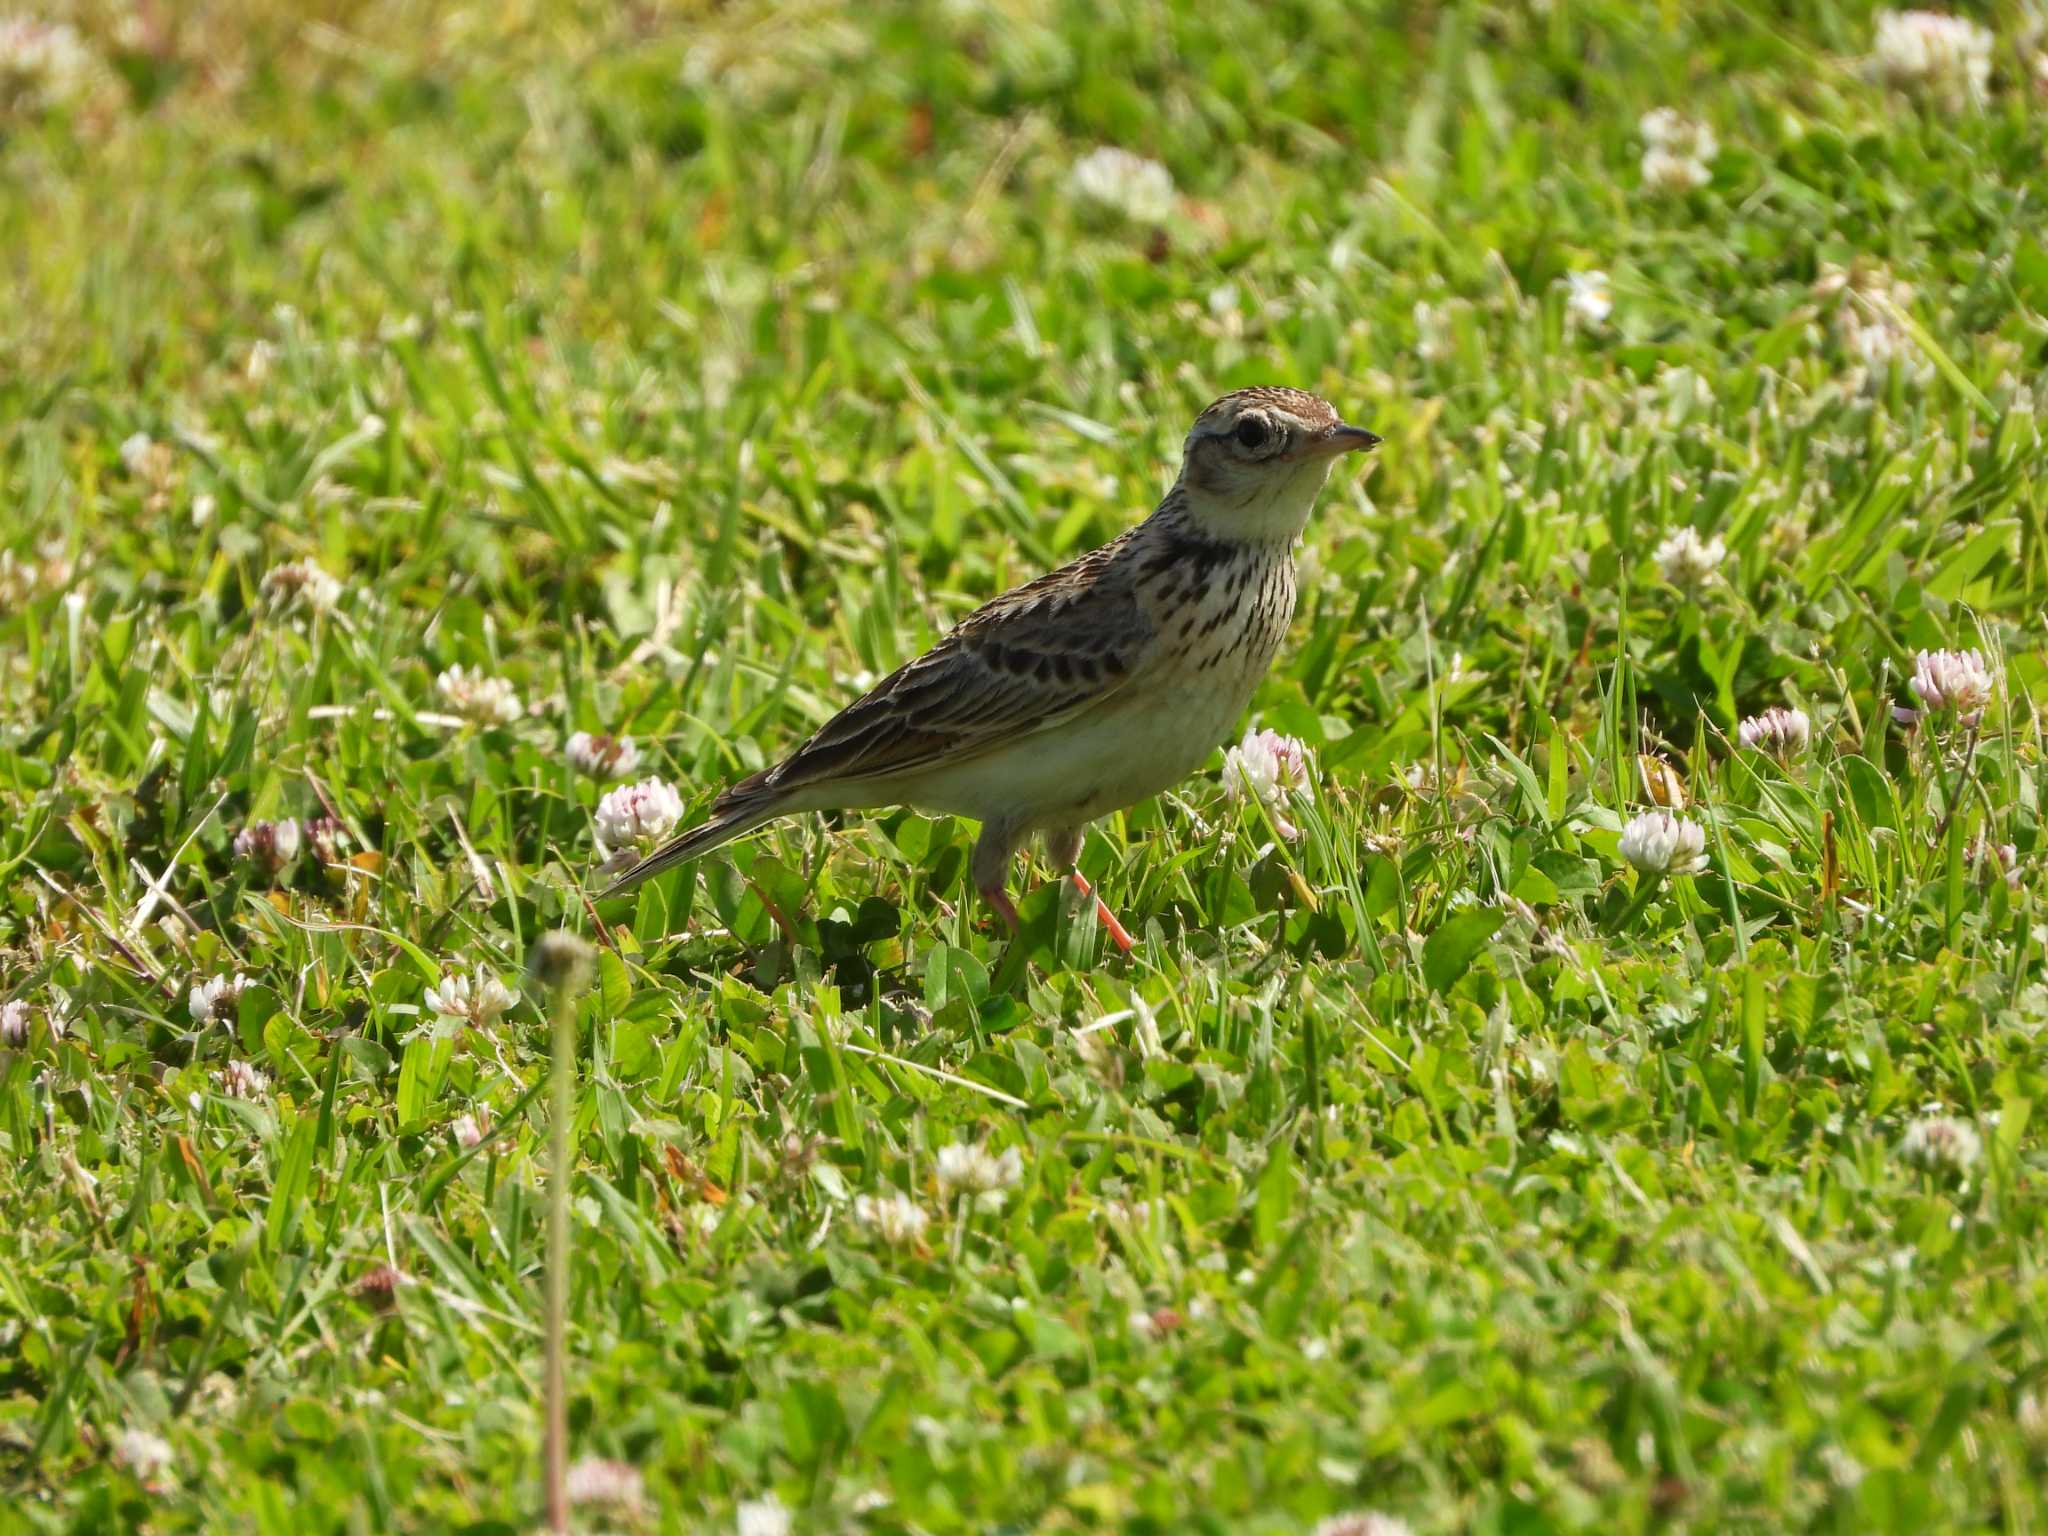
top-left (1174, 457), bottom-right (1334, 546)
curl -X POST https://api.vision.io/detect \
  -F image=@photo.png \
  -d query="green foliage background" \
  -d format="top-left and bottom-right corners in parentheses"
top-left (2, 1), bottom-right (2046, 1531)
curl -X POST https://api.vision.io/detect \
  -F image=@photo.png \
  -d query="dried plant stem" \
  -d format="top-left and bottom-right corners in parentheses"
top-left (530, 932), bottom-right (595, 1535)
top-left (544, 979), bottom-right (573, 1533)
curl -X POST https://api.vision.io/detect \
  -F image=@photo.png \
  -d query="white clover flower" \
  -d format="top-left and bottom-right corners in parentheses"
top-left (1820, 1445), bottom-right (1866, 1491)
top-left (1641, 148), bottom-right (1713, 193)
top-left (0, 999), bottom-right (29, 1046)
top-left (1413, 299), bottom-right (1452, 362)
top-left (259, 559), bottom-right (343, 614)
top-left (110, 1425), bottom-right (176, 1481)
top-left (1813, 262), bottom-right (1932, 393)
top-left (593, 777), bottom-right (686, 869)
top-left (564, 1455), bottom-right (645, 1511)
top-left (244, 338), bottom-right (279, 383)
top-left (1898, 648), bottom-right (1996, 727)
top-left (852, 1190), bottom-right (930, 1247)
top-left (566, 730), bottom-right (642, 779)
top-left (1838, 305), bottom-right (1935, 392)
top-left (0, 17), bottom-right (94, 115)
top-left (1618, 810), bottom-right (1708, 878)
top-left (435, 664), bottom-right (522, 725)
top-left (1872, 10), bottom-right (1994, 106)
top-left (1736, 706), bottom-right (1811, 761)
top-left (1313, 1514), bottom-right (1414, 1536)
top-left (1220, 726), bottom-right (1316, 840)
top-left (216, 1059), bottom-right (270, 1099)
top-left (189, 1371), bottom-right (237, 1416)
top-left (934, 1140), bottom-right (1024, 1211)
top-left (1565, 270), bottom-right (1612, 328)
top-left (233, 817), bottom-right (302, 879)
top-left (0, 550), bottom-right (30, 607)
top-left (1653, 526), bottom-right (1726, 589)
top-left (2020, 1390), bottom-right (2048, 1450)
top-left (1638, 108), bottom-right (1718, 193)
top-left (1845, 312), bottom-right (1903, 371)
top-left (1640, 107), bottom-right (1718, 159)
top-left (423, 967), bottom-right (518, 1031)
top-left (736, 1495), bottom-right (793, 1536)
top-left (1067, 146), bottom-right (1176, 225)
top-left (188, 974), bottom-right (251, 1025)
top-left (1899, 1113), bottom-right (1981, 1174)
top-left (451, 1113), bottom-right (485, 1149)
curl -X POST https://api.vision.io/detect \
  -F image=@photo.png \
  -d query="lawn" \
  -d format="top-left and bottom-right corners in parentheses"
top-left (3, 1), bottom-right (2047, 1531)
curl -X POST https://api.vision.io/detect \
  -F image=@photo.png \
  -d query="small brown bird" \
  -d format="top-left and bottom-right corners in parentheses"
top-left (603, 387), bottom-right (1378, 948)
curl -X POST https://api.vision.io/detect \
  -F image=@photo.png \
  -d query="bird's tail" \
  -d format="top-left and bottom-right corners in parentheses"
top-left (595, 787), bottom-right (789, 899)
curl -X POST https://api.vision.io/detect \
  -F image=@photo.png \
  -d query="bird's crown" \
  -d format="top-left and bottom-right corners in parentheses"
top-left (1190, 387), bottom-right (1339, 436)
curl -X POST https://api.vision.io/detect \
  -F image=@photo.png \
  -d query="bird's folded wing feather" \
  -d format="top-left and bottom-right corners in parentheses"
top-left (730, 536), bottom-right (1157, 801)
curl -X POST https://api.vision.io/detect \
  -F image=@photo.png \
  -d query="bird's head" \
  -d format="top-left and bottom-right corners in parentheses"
top-left (1175, 387), bottom-right (1379, 541)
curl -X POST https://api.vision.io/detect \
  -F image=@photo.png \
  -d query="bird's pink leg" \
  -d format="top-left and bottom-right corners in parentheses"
top-left (977, 879), bottom-right (1022, 933)
top-left (1068, 870), bottom-right (1135, 953)
top-left (972, 822), bottom-right (1024, 936)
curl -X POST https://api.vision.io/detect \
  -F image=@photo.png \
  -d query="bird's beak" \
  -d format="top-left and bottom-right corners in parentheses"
top-left (1309, 422), bottom-right (1382, 458)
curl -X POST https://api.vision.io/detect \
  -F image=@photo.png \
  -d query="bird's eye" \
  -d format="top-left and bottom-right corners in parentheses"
top-left (1234, 417), bottom-right (1269, 450)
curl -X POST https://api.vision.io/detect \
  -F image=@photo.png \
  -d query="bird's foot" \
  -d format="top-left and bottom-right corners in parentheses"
top-left (1069, 871), bottom-right (1135, 954)
top-left (978, 881), bottom-right (1023, 934)
top-left (979, 882), bottom-right (1036, 994)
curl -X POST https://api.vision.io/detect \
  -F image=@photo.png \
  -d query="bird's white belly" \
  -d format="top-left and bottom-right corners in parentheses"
top-left (893, 670), bottom-right (1260, 829)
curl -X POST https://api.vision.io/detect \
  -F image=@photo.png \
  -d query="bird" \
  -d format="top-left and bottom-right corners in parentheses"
top-left (601, 387), bottom-right (1379, 950)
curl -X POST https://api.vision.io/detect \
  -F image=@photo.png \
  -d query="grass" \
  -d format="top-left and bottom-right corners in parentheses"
top-left (3, 0), bottom-right (2047, 1531)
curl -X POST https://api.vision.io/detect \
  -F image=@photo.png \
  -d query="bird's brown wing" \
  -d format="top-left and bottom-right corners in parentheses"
top-left (724, 533), bottom-right (1158, 805)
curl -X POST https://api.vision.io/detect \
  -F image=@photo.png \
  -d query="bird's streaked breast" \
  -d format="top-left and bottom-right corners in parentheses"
top-left (1138, 536), bottom-right (1296, 689)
